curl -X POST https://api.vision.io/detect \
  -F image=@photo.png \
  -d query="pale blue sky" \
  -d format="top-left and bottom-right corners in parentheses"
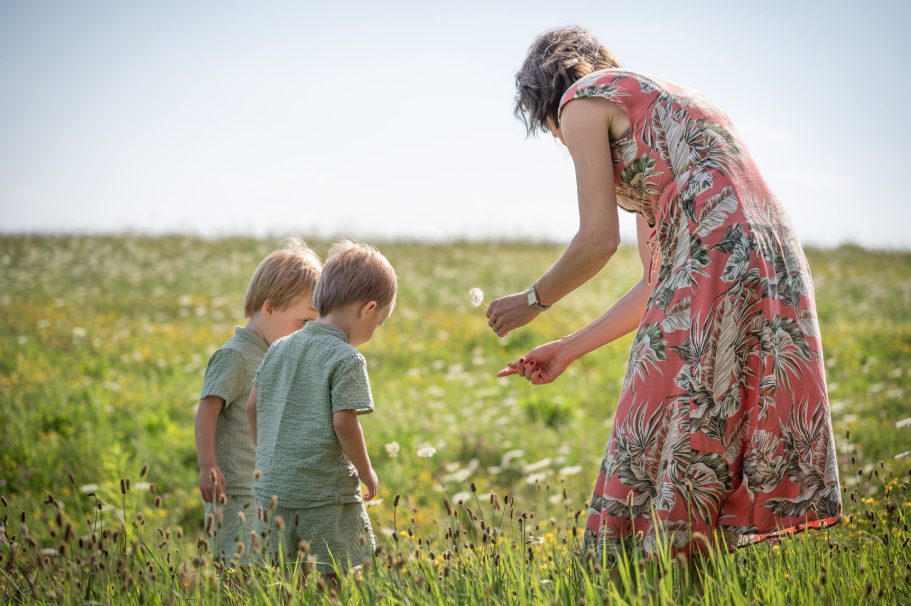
top-left (1, 1), bottom-right (908, 248)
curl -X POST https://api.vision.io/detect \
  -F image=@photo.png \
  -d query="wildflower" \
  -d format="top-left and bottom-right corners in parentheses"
top-left (558, 465), bottom-right (582, 476)
top-left (524, 458), bottom-right (552, 473)
top-left (526, 472), bottom-right (547, 485)
top-left (416, 446), bottom-right (437, 458)
top-left (452, 491), bottom-right (471, 505)
top-left (469, 288), bottom-right (485, 307)
top-left (385, 441), bottom-right (400, 458)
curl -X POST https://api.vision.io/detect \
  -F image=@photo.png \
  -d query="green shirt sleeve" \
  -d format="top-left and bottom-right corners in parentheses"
top-left (330, 354), bottom-right (375, 415)
top-left (200, 348), bottom-right (245, 407)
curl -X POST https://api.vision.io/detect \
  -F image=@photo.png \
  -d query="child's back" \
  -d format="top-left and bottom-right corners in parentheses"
top-left (250, 240), bottom-right (396, 575)
top-left (203, 327), bottom-right (268, 494)
top-left (254, 323), bottom-right (374, 507)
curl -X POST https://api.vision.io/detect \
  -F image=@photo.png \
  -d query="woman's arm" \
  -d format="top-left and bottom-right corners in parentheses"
top-left (560, 214), bottom-right (657, 360)
top-left (487, 98), bottom-right (623, 337)
top-left (499, 214), bottom-right (659, 384)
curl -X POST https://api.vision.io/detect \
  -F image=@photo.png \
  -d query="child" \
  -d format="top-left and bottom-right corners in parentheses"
top-left (248, 240), bottom-right (396, 575)
top-left (194, 239), bottom-right (321, 564)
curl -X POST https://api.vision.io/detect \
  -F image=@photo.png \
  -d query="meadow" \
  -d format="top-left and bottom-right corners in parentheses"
top-left (1, 235), bottom-right (909, 604)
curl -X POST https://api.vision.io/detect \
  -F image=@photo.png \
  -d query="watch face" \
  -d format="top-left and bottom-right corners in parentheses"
top-left (526, 288), bottom-right (536, 306)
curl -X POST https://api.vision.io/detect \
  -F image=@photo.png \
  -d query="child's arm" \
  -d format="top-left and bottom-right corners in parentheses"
top-left (195, 396), bottom-right (226, 502)
top-left (246, 386), bottom-right (257, 447)
top-left (333, 411), bottom-right (378, 500)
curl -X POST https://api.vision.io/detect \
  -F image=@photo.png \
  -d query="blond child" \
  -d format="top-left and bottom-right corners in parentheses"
top-left (248, 241), bottom-right (396, 574)
top-left (194, 239), bottom-right (321, 564)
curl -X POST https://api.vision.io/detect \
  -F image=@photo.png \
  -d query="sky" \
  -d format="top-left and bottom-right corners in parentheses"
top-left (1, 0), bottom-right (909, 248)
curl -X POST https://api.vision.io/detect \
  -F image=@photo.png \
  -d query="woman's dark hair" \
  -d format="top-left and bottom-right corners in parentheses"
top-left (514, 26), bottom-right (621, 136)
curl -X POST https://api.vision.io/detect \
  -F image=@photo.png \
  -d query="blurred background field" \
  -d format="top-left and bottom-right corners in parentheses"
top-left (1, 235), bottom-right (909, 603)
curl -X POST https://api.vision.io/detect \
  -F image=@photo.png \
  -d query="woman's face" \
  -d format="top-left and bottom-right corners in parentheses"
top-left (545, 117), bottom-right (565, 145)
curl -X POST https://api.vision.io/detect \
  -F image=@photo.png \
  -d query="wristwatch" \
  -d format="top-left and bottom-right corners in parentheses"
top-left (525, 283), bottom-right (551, 310)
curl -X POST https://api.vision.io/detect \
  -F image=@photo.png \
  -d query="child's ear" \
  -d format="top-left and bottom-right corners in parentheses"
top-left (261, 300), bottom-right (275, 317)
top-left (360, 300), bottom-right (378, 319)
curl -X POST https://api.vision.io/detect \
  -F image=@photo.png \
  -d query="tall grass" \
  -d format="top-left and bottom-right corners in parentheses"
top-left (1, 236), bottom-right (910, 604)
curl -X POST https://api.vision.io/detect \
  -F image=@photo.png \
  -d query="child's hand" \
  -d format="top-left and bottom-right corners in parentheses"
top-left (362, 468), bottom-right (379, 501)
top-left (199, 466), bottom-right (226, 503)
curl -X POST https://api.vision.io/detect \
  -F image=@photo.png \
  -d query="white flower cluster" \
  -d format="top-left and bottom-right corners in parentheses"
top-left (469, 287), bottom-right (485, 307)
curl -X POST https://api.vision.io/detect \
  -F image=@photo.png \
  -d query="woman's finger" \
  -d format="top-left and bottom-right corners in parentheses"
top-left (521, 362), bottom-right (535, 379)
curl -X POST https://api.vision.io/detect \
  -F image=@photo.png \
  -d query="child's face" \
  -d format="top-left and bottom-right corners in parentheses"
top-left (348, 300), bottom-right (394, 347)
top-left (262, 292), bottom-right (317, 344)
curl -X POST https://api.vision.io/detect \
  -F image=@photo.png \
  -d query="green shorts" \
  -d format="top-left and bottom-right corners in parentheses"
top-left (203, 494), bottom-right (256, 565)
top-left (254, 500), bottom-right (376, 573)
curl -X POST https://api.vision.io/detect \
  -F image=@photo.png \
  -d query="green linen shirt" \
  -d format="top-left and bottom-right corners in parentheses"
top-left (253, 322), bottom-right (375, 509)
top-left (199, 326), bottom-right (268, 495)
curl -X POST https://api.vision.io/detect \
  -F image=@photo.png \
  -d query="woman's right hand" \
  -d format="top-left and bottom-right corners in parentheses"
top-left (497, 339), bottom-right (575, 385)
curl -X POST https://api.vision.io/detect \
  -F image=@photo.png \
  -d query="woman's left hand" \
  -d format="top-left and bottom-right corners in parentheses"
top-left (486, 292), bottom-right (541, 336)
top-left (497, 339), bottom-right (574, 384)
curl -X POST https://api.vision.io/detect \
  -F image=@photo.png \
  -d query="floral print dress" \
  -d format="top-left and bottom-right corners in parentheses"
top-left (558, 69), bottom-right (842, 557)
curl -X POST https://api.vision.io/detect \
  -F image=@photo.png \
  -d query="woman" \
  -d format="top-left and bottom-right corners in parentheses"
top-left (487, 26), bottom-right (841, 558)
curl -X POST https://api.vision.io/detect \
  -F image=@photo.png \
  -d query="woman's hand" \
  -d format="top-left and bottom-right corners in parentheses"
top-left (486, 292), bottom-right (541, 337)
top-left (497, 339), bottom-right (574, 385)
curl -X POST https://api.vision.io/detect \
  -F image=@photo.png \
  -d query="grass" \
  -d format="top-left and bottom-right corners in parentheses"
top-left (1, 235), bottom-right (910, 604)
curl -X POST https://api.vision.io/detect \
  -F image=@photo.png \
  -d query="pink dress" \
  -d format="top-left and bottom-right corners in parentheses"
top-left (558, 69), bottom-right (842, 556)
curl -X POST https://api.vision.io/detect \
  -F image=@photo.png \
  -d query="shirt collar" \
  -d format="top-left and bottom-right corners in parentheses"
top-left (304, 322), bottom-right (348, 342)
top-left (234, 326), bottom-right (269, 352)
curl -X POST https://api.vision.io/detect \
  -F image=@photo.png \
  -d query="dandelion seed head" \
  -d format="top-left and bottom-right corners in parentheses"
top-left (385, 441), bottom-right (400, 458)
top-left (469, 288), bottom-right (485, 307)
top-left (416, 446), bottom-right (437, 458)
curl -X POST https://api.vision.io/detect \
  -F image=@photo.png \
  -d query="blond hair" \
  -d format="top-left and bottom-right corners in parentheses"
top-left (243, 238), bottom-right (322, 317)
top-left (313, 241), bottom-right (397, 315)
